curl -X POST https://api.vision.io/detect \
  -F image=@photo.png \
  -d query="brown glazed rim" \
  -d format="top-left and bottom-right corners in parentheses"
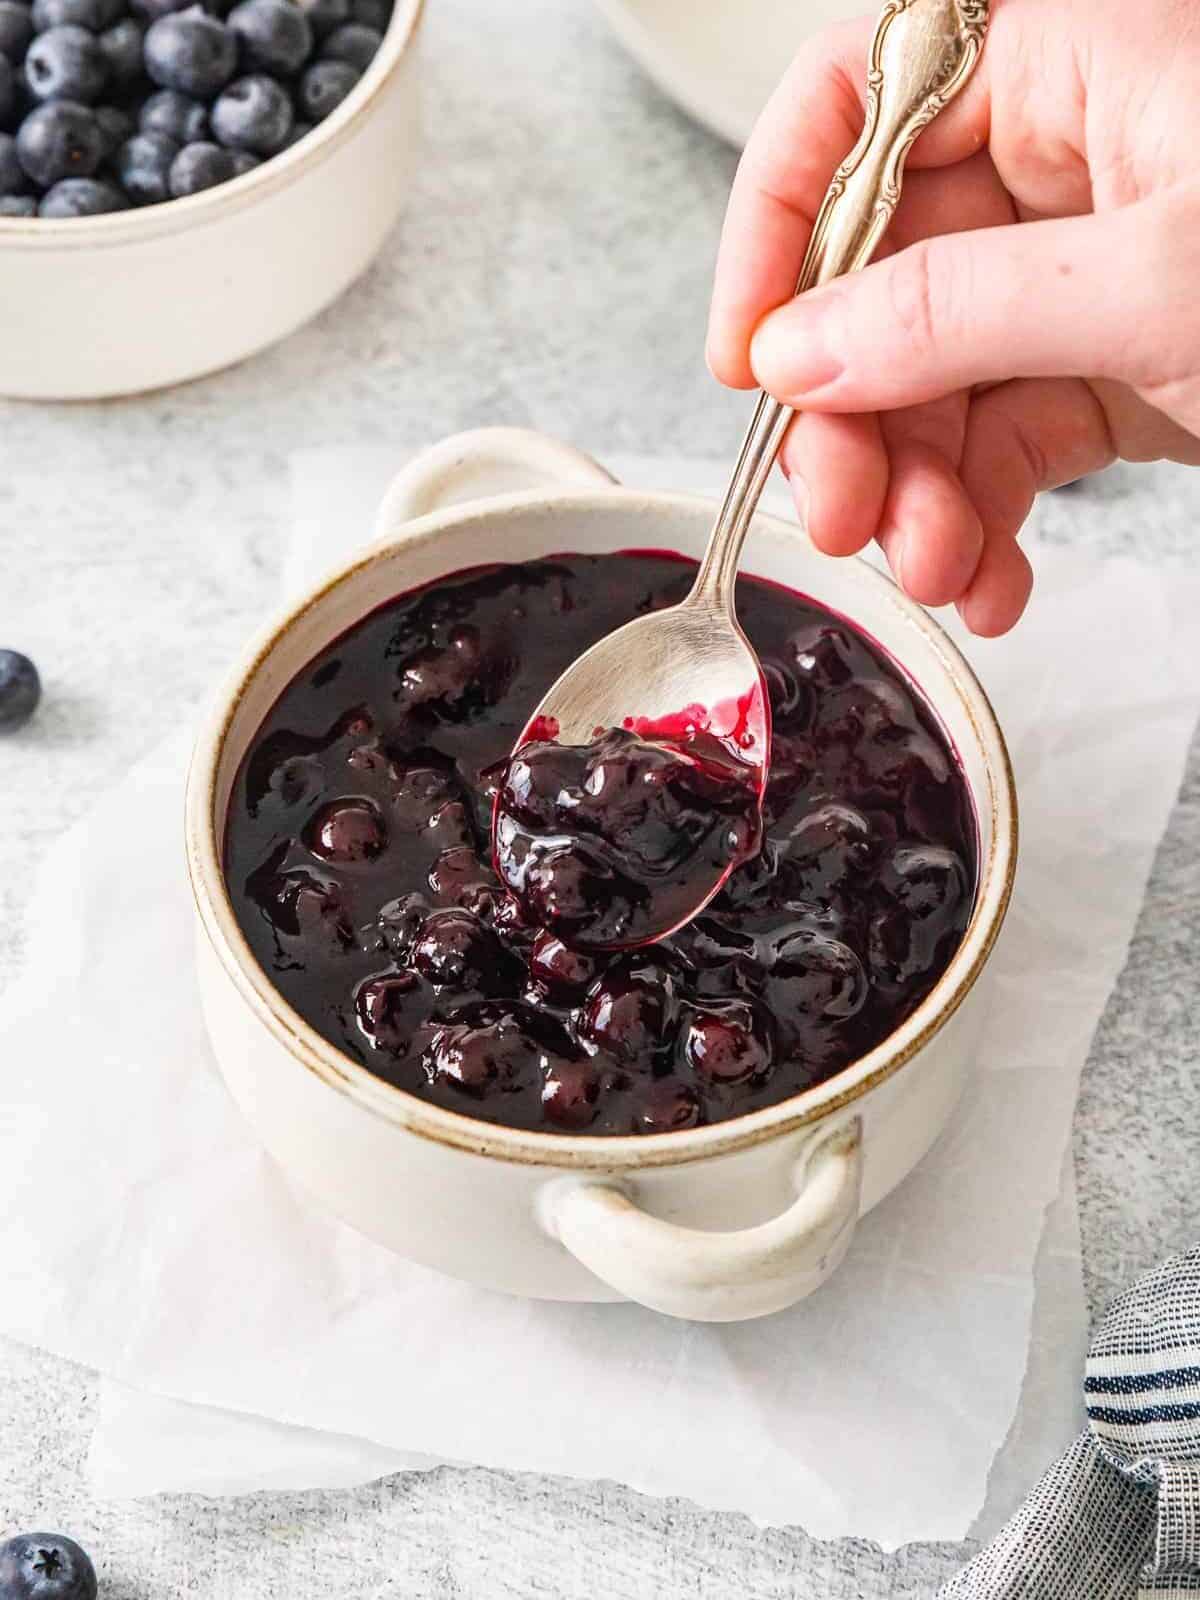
top-left (185, 488), bottom-right (1019, 1172)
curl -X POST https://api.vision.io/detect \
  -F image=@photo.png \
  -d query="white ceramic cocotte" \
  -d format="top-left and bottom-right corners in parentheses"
top-left (0, 0), bottom-right (423, 399)
top-left (186, 427), bottom-right (1017, 1323)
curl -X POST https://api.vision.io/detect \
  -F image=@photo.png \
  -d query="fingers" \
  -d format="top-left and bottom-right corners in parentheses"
top-left (749, 196), bottom-right (1182, 413)
top-left (706, 18), bottom-right (992, 388)
top-left (781, 411), bottom-right (888, 556)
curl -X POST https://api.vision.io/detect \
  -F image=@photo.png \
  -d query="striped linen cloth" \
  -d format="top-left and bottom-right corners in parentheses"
top-left (940, 1248), bottom-right (1200, 1598)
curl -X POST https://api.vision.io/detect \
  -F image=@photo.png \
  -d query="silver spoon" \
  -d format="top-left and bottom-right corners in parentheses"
top-left (498, 0), bottom-right (989, 945)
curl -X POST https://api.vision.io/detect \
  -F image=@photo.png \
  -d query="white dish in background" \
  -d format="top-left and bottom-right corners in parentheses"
top-left (592, 0), bottom-right (867, 147)
top-left (0, 0), bottom-right (424, 400)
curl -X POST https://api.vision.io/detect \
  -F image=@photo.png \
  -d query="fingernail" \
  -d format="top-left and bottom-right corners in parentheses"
top-left (750, 293), bottom-right (845, 398)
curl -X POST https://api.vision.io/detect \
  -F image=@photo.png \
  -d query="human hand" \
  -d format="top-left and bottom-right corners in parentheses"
top-left (707, 0), bottom-right (1200, 634)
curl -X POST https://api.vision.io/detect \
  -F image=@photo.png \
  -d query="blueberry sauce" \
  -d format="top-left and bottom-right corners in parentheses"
top-left (224, 553), bottom-right (977, 1136)
top-left (494, 727), bottom-right (763, 950)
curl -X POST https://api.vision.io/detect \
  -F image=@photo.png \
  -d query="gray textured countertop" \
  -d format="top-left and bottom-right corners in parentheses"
top-left (2, 1), bottom-right (1198, 1594)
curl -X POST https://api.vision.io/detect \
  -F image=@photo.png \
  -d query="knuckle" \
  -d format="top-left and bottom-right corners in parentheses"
top-left (885, 238), bottom-right (964, 363)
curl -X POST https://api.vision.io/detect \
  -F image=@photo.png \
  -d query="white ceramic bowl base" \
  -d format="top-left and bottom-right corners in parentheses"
top-left (0, 0), bottom-right (423, 400)
top-left (187, 428), bottom-right (1016, 1322)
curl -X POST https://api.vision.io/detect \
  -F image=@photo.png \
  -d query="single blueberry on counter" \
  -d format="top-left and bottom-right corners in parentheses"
top-left (24, 24), bottom-right (110, 103)
top-left (0, 651), bottom-right (41, 731)
top-left (166, 133), bottom-right (252, 192)
top-left (320, 19), bottom-right (378, 69)
top-left (296, 54), bottom-right (356, 119)
top-left (0, 0), bottom-right (35, 59)
top-left (38, 171), bottom-right (125, 210)
top-left (0, 192), bottom-right (36, 212)
top-left (139, 83), bottom-right (206, 140)
top-left (16, 101), bottom-right (103, 184)
top-left (97, 15), bottom-right (144, 84)
top-left (0, 1532), bottom-right (97, 1599)
top-left (209, 68), bottom-right (289, 151)
top-left (227, 0), bottom-right (310, 75)
top-left (113, 127), bottom-right (175, 200)
top-left (144, 6), bottom-right (235, 96)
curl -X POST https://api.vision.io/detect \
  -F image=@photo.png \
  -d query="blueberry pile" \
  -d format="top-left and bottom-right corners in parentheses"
top-left (0, 0), bottom-right (390, 216)
top-left (225, 554), bottom-right (978, 1137)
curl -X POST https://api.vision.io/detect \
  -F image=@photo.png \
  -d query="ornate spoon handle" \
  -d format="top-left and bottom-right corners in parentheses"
top-left (691, 0), bottom-right (989, 611)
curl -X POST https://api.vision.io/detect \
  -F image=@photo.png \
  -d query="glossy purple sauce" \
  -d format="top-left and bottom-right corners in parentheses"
top-left (224, 553), bottom-right (977, 1135)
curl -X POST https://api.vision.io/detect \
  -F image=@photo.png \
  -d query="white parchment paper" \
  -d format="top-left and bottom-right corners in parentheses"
top-left (2, 450), bottom-right (1196, 1547)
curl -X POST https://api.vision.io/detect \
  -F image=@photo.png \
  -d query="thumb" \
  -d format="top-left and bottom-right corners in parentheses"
top-left (748, 193), bottom-right (1192, 412)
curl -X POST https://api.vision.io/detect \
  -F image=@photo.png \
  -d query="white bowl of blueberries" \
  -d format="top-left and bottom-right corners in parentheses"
top-left (0, 0), bottom-right (422, 396)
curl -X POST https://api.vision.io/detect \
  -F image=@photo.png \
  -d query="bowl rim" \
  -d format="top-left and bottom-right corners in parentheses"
top-left (186, 485), bottom-right (1019, 1172)
top-left (0, 0), bottom-right (424, 246)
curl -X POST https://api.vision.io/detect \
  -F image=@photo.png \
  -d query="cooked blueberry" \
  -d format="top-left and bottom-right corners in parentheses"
top-left (167, 135), bottom-right (254, 192)
top-left (144, 6), bottom-right (235, 95)
top-left (390, 759), bottom-right (459, 831)
top-left (113, 129), bottom-right (176, 201)
top-left (679, 998), bottom-right (774, 1086)
top-left (31, 0), bottom-right (121, 29)
top-left (354, 967), bottom-right (420, 1053)
top-left (97, 17), bottom-right (145, 84)
top-left (304, 796), bottom-right (386, 862)
top-left (0, 1533), bottom-right (97, 1600)
top-left (0, 1), bottom-right (34, 59)
top-left (209, 71), bottom-right (289, 151)
top-left (227, 0), bottom-right (310, 73)
top-left (541, 1058), bottom-right (599, 1130)
top-left (0, 650), bottom-right (40, 730)
top-left (426, 845), bottom-right (498, 917)
top-left (38, 172), bottom-right (125, 211)
top-left (0, 130), bottom-right (24, 193)
top-left (93, 101), bottom-right (133, 152)
top-left (320, 18), bottom-right (377, 68)
top-left (267, 751), bottom-right (322, 807)
top-left (247, 859), bottom-right (352, 946)
top-left (411, 907), bottom-right (506, 990)
top-left (635, 1078), bottom-right (701, 1135)
top-left (766, 928), bottom-right (867, 1021)
top-left (790, 623), bottom-right (855, 687)
top-left (777, 801), bottom-right (874, 898)
top-left (17, 101), bottom-right (103, 182)
top-left (579, 963), bottom-right (676, 1066)
top-left (25, 25), bottom-right (109, 102)
top-left (0, 192), bottom-right (35, 211)
top-left (528, 930), bottom-right (596, 997)
top-left (296, 54), bottom-right (357, 120)
top-left (139, 84), bottom-right (207, 141)
top-left (297, 0), bottom-right (348, 39)
top-left (421, 1001), bottom-right (548, 1100)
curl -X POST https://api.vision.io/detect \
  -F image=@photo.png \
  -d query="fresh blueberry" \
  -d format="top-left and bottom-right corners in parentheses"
top-left (0, 1533), bottom-right (97, 1599)
top-left (113, 128), bottom-right (175, 201)
top-left (350, 0), bottom-right (388, 29)
top-left (0, 0), bottom-right (34, 59)
top-left (93, 99), bottom-right (132, 152)
top-left (39, 173), bottom-right (125, 211)
top-left (166, 135), bottom-right (253, 192)
top-left (25, 25), bottom-right (109, 103)
top-left (296, 55), bottom-right (357, 120)
top-left (281, 115), bottom-right (310, 148)
top-left (209, 70), bottom-right (290, 152)
top-left (0, 191), bottom-right (35, 211)
top-left (139, 84), bottom-right (206, 140)
top-left (17, 101), bottom-right (103, 184)
top-left (0, 128), bottom-right (25, 192)
top-left (227, 0), bottom-right (310, 74)
top-left (0, 52), bottom-right (18, 127)
top-left (319, 19), bottom-right (378, 69)
top-left (297, 0), bottom-right (348, 40)
top-left (97, 16), bottom-right (144, 85)
top-left (144, 7), bottom-right (235, 96)
top-left (128, 0), bottom-right (194, 21)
